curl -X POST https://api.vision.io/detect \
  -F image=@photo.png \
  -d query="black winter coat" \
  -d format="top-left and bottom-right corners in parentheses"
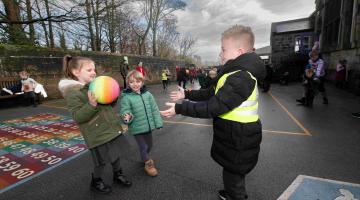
top-left (175, 52), bottom-right (265, 175)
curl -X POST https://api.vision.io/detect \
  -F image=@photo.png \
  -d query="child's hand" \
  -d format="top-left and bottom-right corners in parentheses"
top-left (122, 113), bottom-right (132, 123)
top-left (170, 86), bottom-right (185, 101)
top-left (88, 91), bottom-right (97, 107)
top-left (121, 124), bottom-right (128, 132)
top-left (160, 102), bottom-right (176, 118)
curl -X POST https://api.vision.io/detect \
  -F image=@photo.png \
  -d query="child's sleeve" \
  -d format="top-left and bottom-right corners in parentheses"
top-left (149, 93), bottom-right (163, 128)
top-left (119, 96), bottom-right (133, 124)
top-left (66, 92), bottom-right (98, 124)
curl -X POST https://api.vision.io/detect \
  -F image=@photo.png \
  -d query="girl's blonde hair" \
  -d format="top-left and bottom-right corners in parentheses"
top-left (126, 70), bottom-right (144, 84)
top-left (62, 55), bottom-right (95, 80)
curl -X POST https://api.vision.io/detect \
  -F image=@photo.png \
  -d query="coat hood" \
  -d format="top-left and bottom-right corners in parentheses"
top-left (58, 79), bottom-right (85, 98)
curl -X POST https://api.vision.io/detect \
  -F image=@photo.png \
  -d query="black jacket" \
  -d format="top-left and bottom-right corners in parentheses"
top-left (175, 52), bottom-right (265, 175)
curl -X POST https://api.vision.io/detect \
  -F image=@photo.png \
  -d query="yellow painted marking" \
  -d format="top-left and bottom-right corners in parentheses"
top-left (164, 121), bottom-right (308, 136)
top-left (268, 91), bottom-right (311, 136)
top-left (262, 129), bottom-right (308, 136)
top-left (163, 120), bottom-right (212, 127)
top-left (42, 100), bottom-right (309, 136)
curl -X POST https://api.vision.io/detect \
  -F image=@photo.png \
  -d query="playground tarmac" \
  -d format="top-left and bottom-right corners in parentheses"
top-left (0, 81), bottom-right (360, 200)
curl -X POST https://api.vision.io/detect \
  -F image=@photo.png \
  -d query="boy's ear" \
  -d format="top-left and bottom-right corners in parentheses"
top-left (237, 48), bottom-right (245, 56)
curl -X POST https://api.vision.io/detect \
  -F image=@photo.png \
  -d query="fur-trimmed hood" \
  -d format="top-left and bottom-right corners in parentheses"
top-left (58, 79), bottom-right (85, 98)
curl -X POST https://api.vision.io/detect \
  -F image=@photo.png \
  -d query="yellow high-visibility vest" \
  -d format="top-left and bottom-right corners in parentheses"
top-left (162, 72), bottom-right (168, 80)
top-left (215, 70), bottom-right (259, 123)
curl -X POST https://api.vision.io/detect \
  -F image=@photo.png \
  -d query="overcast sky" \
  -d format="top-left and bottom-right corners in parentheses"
top-left (173, 0), bottom-right (316, 64)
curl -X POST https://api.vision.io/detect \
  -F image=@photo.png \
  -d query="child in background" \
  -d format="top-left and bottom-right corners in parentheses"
top-left (335, 59), bottom-right (347, 88)
top-left (120, 70), bottom-right (163, 177)
top-left (58, 55), bottom-right (132, 194)
top-left (303, 66), bottom-right (317, 107)
top-left (297, 50), bottom-right (328, 105)
top-left (161, 69), bottom-right (168, 92)
top-left (19, 70), bottom-right (38, 107)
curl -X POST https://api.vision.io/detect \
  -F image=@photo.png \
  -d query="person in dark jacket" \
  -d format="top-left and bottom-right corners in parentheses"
top-left (160, 25), bottom-right (265, 200)
top-left (262, 63), bottom-right (273, 92)
top-left (201, 69), bottom-right (217, 89)
top-left (177, 67), bottom-right (187, 89)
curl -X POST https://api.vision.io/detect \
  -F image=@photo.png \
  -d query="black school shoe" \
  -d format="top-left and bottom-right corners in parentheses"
top-left (296, 97), bottom-right (305, 104)
top-left (218, 190), bottom-right (227, 200)
top-left (113, 170), bottom-right (132, 187)
top-left (323, 97), bottom-right (329, 104)
top-left (218, 189), bottom-right (248, 200)
top-left (352, 112), bottom-right (360, 119)
top-left (90, 175), bottom-right (112, 194)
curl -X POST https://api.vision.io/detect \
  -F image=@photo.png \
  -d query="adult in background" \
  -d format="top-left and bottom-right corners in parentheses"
top-left (120, 56), bottom-right (130, 88)
top-left (177, 67), bottom-right (187, 89)
top-left (262, 63), bottom-right (273, 92)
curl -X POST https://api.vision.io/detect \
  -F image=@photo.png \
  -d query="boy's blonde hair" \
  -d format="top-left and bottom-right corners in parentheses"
top-left (126, 70), bottom-right (144, 84)
top-left (222, 25), bottom-right (254, 51)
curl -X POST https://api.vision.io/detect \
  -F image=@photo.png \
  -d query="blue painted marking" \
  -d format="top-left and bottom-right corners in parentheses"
top-left (0, 149), bottom-right (8, 156)
top-left (278, 175), bottom-right (360, 200)
top-left (289, 178), bottom-right (360, 200)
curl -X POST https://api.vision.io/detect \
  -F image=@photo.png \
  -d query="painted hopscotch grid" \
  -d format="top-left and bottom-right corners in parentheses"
top-left (278, 175), bottom-right (360, 200)
top-left (0, 113), bottom-right (87, 193)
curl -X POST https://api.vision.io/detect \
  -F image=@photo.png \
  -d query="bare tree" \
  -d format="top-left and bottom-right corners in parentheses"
top-left (44, 0), bottom-right (54, 48)
top-left (25, 0), bottom-right (35, 44)
top-left (130, 0), bottom-right (154, 55)
top-left (156, 16), bottom-right (179, 58)
top-left (2, 0), bottom-right (29, 44)
top-left (178, 34), bottom-right (197, 58)
top-left (58, 22), bottom-right (67, 49)
top-left (90, 0), bottom-right (101, 51)
top-left (84, 0), bottom-right (96, 50)
top-left (150, 0), bottom-right (185, 56)
top-left (34, 0), bottom-right (49, 47)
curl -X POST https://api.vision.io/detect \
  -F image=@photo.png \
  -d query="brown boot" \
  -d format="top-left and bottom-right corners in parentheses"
top-left (144, 159), bottom-right (158, 177)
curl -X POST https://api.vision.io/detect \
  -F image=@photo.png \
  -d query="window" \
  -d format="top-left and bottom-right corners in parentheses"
top-left (303, 36), bottom-right (311, 50)
top-left (294, 36), bottom-right (301, 53)
top-left (323, 0), bottom-right (341, 49)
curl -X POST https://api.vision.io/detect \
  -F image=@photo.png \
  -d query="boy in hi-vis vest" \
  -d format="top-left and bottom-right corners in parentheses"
top-left (160, 25), bottom-right (265, 200)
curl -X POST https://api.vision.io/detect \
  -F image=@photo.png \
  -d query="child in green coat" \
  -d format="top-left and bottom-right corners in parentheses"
top-left (120, 70), bottom-right (163, 177)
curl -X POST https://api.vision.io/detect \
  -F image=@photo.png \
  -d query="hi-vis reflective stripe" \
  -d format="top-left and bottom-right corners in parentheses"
top-left (215, 70), bottom-right (259, 123)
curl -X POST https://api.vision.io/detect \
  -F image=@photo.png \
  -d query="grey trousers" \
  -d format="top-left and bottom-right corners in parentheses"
top-left (90, 135), bottom-right (122, 178)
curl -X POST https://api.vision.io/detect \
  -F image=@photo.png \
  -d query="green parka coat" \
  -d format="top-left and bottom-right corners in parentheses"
top-left (58, 79), bottom-right (122, 149)
top-left (120, 87), bottom-right (163, 135)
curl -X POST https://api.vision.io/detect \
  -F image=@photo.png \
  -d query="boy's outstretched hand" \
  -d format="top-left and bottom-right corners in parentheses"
top-left (160, 102), bottom-right (176, 118)
top-left (170, 86), bottom-right (185, 101)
